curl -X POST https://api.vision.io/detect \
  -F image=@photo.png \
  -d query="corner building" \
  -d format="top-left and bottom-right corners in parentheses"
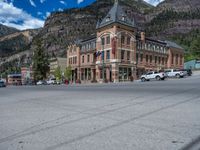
top-left (67, 1), bottom-right (184, 83)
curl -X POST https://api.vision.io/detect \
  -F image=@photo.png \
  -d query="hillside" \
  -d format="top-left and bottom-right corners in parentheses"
top-left (145, 0), bottom-right (200, 60)
top-left (0, 29), bottom-right (40, 57)
top-left (0, 0), bottom-right (200, 64)
top-left (0, 24), bottom-right (19, 37)
top-left (36, 0), bottom-right (152, 56)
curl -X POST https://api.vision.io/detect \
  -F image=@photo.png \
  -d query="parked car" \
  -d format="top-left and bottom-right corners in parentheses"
top-left (47, 79), bottom-right (56, 85)
top-left (180, 69), bottom-right (192, 76)
top-left (0, 80), bottom-right (6, 87)
top-left (164, 69), bottom-right (185, 78)
top-left (36, 80), bottom-right (47, 85)
top-left (140, 71), bottom-right (166, 82)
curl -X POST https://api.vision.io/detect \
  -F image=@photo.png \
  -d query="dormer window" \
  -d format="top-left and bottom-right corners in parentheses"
top-left (106, 15), bottom-right (111, 22)
top-left (121, 15), bottom-right (126, 21)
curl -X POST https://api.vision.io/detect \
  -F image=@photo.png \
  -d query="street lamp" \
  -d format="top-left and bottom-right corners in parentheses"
top-left (101, 37), bottom-right (105, 82)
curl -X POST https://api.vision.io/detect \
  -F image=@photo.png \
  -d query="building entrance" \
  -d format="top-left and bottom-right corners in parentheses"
top-left (119, 67), bottom-right (132, 82)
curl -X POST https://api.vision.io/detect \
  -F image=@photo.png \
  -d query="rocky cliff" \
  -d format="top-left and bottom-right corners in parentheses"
top-left (145, 0), bottom-right (200, 39)
top-left (37, 0), bottom-right (152, 57)
top-left (0, 0), bottom-right (200, 60)
top-left (0, 29), bottom-right (40, 57)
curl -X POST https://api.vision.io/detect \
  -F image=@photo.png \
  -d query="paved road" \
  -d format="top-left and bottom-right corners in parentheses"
top-left (0, 75), bottom-right (200, 150)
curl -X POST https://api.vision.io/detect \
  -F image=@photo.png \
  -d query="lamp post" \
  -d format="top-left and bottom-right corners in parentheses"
top-left (101, 38), bottom-right (105, 82)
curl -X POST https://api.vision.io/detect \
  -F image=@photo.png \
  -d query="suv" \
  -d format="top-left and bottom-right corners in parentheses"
top-left (164, 69), bottom-right (185, 78)
top-left (140, 71), bottom-right (166, 82)
top-left (47, 78), bottom-right (56, 85)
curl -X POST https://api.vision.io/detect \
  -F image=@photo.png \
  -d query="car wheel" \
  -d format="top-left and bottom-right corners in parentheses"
top-left (141, 78), bottom-right (146, 82)
top-left (156, 76), bottom-right (161, 81)
top-left (176, 74), bottom-right (180, 78)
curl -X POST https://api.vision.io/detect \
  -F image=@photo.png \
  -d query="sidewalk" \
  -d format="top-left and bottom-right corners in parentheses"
top-left (193, 70), bottom-right (200, 76)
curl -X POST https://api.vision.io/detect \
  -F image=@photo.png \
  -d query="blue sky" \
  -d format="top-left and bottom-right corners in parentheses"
top-left (0, 0), bottom-right (163, 30)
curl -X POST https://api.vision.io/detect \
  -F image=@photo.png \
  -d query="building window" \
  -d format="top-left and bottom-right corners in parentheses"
top-left (176, 54), bottom-right (178, 65)
top-left (140, 54), bottom-right (143, 62)
top-left (106, 50), bottom-right (110, 60)
top-left (162, 57), bottom-right (164, 65)
top-left (136, 53), bottom-right (139, 63)
top-left (127, 51), bottom-right (130, 61)
top-left (88, 43), bottom-right (91, 50)
top-left (121, 50), bottom-right (125, 60)
top-left (106, 36), bottom-right (110, 44)
top-left (121, 15), bottom-right (126, 21)
top-left (101, 38), bottom-right (105, 46)
top-left (87, 55), bottom-right (90, 63)
top-left (121, 35), bottom-right (125, 44)
top-left (150, 55), bottom-right (152, 63)
top-left (155, 56), bottom-right (157, 64)
top-left (158, 57), bottom-right (161, 64)
top-left (82, 56), bottom-right (84, 63)
top-left (180, 55), bottom-right (182, 65)
top-left (146, 55), bottom-right (148, 63)
top-left (127, 37), bottom-right (131, 45)
top-left (172, 54), bottom-right (174, 64)
top-left (75, 57), bottom-right (77, 64)
top-left (106, 16), bottom-right (110, 22)
top-left (82, 46), bottom-right (85, 51)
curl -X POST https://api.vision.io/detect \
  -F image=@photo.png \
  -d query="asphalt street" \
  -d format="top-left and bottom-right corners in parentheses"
top-left (0, 75), bottom-right (200, 150)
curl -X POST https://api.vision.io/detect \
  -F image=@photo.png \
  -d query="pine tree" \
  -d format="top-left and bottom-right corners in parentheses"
top-left (32, 39), bottom-right (49, 81)
top-left (190, 37), bottom-right (200, 59)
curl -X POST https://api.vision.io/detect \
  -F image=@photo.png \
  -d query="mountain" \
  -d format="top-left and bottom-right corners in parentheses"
top-left (0, 24), bottom-right (19, 37)
top-left (0, 0), bottom-right (200, 65)
top-left (37, 0), bottom-right (153, 56)
top-left (156, 0), bottom-right (200, 12)
top-left (0, 29), bottom-right (40, 57)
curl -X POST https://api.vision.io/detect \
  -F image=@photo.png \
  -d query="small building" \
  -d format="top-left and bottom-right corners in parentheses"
top-left (21, 66), bottom-right (33, 84)
top-left (184, 60), bottom-right (200, 70)
top-left (7, 74), bottom-right (22, 85)
top-left (49, 57), bottom-right (67, 77)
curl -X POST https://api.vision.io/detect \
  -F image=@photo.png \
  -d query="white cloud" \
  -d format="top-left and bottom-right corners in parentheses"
top-left (40, 0), bottom-right (46, 3)
top-left (37, 11), bottom-right (42, 16)
top-left (58, 8), bottom-right (63, 12)
top-left (77, 0), bottom-right (84, 4)
top-left (29, 0), bottom-right (36, 7)
top-left (0, 2), bottom-right (44, 30)
top-left (144, 0), bottom-right (164, 6)
top-left (46, 12), bottom-right (50, 17)
top-left (60, 0), bottom-right (66, 5)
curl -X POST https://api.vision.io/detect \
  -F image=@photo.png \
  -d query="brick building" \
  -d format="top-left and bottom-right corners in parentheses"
top-left (66, 1), bottom-right (184, 83)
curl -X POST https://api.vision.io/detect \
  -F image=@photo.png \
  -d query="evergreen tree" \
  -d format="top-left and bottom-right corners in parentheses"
top-left (32, 39), bottom-right (49, 81)
top-left (190, 37), bottom-right (200, 59)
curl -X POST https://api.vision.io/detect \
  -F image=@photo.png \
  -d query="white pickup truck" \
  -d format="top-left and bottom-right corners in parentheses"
top-left (164, 69), bottom-right (186, 78)
top-left (141, 71), bottom-right (166, 82)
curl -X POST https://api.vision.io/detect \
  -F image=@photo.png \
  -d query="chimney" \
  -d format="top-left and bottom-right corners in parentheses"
top-left (141, 32), bottom-right (145, 43)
